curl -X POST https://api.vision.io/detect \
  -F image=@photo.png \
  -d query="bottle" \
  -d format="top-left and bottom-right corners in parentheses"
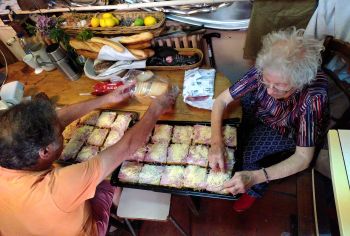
top-left (17, 32), bottom-right (31, 54)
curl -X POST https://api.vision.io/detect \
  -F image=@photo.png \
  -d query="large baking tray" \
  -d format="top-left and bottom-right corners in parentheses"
top-left (56, 109), bottom-right (139, 166)
top-left (110, 119), bottom-right (241, 200)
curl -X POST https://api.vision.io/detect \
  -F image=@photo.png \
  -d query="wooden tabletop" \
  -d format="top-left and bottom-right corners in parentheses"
top-left (3, 62), bottom-right (241, 122)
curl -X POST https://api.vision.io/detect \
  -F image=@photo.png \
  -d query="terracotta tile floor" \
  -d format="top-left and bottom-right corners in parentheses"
top-left (111, 175), bottom-right (298, 236)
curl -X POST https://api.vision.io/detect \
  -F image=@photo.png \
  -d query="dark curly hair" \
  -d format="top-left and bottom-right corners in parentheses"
top-left (0, 99), bottom-right (58, 169)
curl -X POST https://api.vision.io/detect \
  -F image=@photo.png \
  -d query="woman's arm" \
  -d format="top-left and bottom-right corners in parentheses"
top-left (209, 88), bottom-right (234, 171)
top-left (223, 146), bottom-right (315, 195)
top-left (57, 83), bottom-right (133, 128)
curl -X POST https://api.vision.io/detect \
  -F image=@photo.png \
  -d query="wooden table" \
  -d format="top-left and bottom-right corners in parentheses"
top-left (328, 130), bottom-right (350, 236)
top-left (3, 62), bottom-right (241, 122)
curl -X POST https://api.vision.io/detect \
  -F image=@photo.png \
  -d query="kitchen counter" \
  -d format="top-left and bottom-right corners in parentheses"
top-left (2, 62), bottom-right (242, 122)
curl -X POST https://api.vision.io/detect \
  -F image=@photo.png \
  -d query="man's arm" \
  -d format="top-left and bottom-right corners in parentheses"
top-left (209, 88), bottom-right (234, 171)
top-left (97, 93), bottom-right (176, 182)
top-left (223, 146), bottom-right (315, 195)
top-left (57, 84), bottom-right (133, 128)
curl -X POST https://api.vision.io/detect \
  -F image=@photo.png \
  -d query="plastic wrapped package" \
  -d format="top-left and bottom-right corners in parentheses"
top-left (128, 70), bottom-right (179, 105)
top-left (183, 68), bottom-right (216, 110)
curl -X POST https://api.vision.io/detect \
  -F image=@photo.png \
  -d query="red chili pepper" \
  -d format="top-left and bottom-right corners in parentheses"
top-left (91, 81), bottom-right (124, 96)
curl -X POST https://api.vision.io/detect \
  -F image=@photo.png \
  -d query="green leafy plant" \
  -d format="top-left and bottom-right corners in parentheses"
top-left (25, 23), bottom-right (37, 36)
top-left (76, 29), bottom-right (94, 41)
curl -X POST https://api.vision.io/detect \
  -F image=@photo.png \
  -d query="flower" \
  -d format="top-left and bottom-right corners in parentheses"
top-left (36, 15), bottom-right (57, 36)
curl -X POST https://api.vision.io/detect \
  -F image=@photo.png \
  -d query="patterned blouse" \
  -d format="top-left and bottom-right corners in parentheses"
top-left (229, 67), bottom-right (329, 147)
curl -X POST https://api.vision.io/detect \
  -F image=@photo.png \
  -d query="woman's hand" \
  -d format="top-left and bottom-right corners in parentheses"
top-left (208, 143), bottom-right (226, 172)
top-left (222, 171), bottom-right (256, 195)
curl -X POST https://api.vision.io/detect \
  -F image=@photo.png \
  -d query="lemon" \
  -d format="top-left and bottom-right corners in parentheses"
top-left (102, 13), bottom-right (113, 19)
top-left (113, 17), bottom-right (120, 26)
top-left (99, 18), bottom-right (107, 28)
top-left (105, 18), bottom-right (116, 27)
top-left (90, 17), bottom-right (100, 27)
top-left (133, 17), bottom-right (144, 26)
top-left (144, 16), bottom-right (157, 26)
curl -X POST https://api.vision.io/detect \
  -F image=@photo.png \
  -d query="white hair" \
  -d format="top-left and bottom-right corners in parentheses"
top-left (256, 27), bottom-right (324, 89)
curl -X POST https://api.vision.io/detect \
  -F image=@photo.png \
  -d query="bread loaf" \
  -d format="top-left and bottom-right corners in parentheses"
top-left (70, 39), bottom-right (103, 53)
top-left (69, 39), bottom-right (88, 51)
top-left (126, 41), bottom-right (152, 50)
top-left (135, 81), bottom-right (169, 97)
top-left (129, 49), bottom-right (155, 60)
top-left (119, 32), bottom-right (154, 45)
top-left (87, 42), bottom-right (104, 53)
top-left (90, 37), bottom-right (124, 52)
top-left (75, 50), bottom-right (98, 60)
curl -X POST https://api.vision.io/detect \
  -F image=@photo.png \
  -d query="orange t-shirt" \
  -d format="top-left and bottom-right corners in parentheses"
top-left (0, 157), bottom-right (102, 236)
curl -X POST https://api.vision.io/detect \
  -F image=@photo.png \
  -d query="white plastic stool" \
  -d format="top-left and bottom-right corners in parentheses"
top-left (117, 188), bottom-right (189, 236)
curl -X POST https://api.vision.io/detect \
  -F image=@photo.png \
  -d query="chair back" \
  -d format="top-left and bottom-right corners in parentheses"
top-left (321, 36), bottom-right (350, 129)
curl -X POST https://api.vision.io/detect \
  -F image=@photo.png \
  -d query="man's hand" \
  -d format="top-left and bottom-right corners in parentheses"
top-left (222, 171), bottom-right (256, 195)
top-left (150, 90), bottom-right (177, 115)
top-left (105, 82), bottom-right (135, 104)
top-left (208, 144), bottom-right (226, 172)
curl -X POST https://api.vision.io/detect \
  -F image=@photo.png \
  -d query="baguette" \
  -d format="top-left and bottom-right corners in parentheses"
top-left (129, 49), bottom-right (155, 60)
top-left (90, 37), bottom-right (124, 53)
top-left (119, 32), bottom-right (154, 45)
top-left (143, 49), bottom-right (155, 58)
top-left (69, 39), bottom-right (89, 51)
top-left (86, 42), bottom-right (104, 53)
top-left (126, 41), bottom-right (152, 50)
top-left (76, 50), bottom-right (98, 60)
top-left (70, 39), bottom-right (103, 53)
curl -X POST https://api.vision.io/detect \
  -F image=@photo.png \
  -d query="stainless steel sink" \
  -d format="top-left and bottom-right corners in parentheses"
top-left (166, 1), bottom-right (252, 30)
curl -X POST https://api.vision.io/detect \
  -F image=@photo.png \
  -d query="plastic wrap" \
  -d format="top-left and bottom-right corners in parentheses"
top-left (126, 70), bottom-right (179, 105)
top-left (183, 68), bottom-right (216, 110)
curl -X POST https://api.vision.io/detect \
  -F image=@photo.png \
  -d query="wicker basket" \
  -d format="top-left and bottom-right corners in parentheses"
top-left (146, 48), bottom-right (203, 71)
top-left (61, 11), bottom-right (165, 36)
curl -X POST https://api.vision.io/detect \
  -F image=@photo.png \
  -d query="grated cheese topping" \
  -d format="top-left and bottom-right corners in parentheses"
top-left (77, 145), bottom-right (99, 162)
top-left (151, 124), bottom-right (173, 144)
top-left (104, 130), bottom-right (123, 148)
top-left (206, 170), bottom-right (231, 193)
top-left (96, 111), bottom-right (117, 128)
top-left (87, 128), bottom-right (109, 147)
top-left (183, 165), bottom-right (207, 189)
top-left (110, 114), bottom-right (132, 132)
top-left (167, 144), bottom-right (189, 163)
top-left (79, 111), bottom-right (100, 126)
top-left (145, 143), bottom-right (168, 163)
top-left (61, 140), bottom-right (84, 160)
top-left (119, 161), bottom-right (143, 183)
top-left (172, 126), bottom-right (194, 144)
top-left (223, 125), bottom-right (237, 147)
top-left (70, 125), bottom-right (94, 142)
top-left (138, 164), bottom-right (164, 185)
top-left (193, 125), bottom-right (211, 144)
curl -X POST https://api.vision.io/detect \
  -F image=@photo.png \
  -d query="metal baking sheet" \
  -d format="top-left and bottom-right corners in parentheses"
top-left (110, 119), bottom-right (241, 200)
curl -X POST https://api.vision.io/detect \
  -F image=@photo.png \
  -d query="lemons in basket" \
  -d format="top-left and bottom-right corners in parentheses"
top-left (99, 18), bottom-right (107, 28)
top-left (102, 13), bottom-right (114, 19)
top-left (105, 18), bottom-right (116, 27)
top-left (113, 17), bottom-right (120, 26)
top-left (144, 16), bottom-right (157, 26)
top-left (133, 18), bottom-right (144, 26)
top-left (90, 17), bottom-right (100, 27)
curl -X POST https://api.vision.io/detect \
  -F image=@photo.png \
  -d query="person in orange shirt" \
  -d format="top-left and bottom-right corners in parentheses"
top-left (0, 84), bottom-right (176, 236)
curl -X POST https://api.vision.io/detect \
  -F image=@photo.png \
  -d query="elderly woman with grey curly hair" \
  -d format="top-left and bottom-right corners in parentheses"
top-left (209, 27), bottom-right (328, 212)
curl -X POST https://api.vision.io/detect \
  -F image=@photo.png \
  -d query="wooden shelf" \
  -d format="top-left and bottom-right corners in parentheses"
top-left (10, 0), bottom-right (244, 15)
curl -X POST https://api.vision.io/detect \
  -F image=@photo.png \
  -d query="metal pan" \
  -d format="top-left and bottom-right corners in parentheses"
top-left (110, 119), bottom-right (241, 200)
